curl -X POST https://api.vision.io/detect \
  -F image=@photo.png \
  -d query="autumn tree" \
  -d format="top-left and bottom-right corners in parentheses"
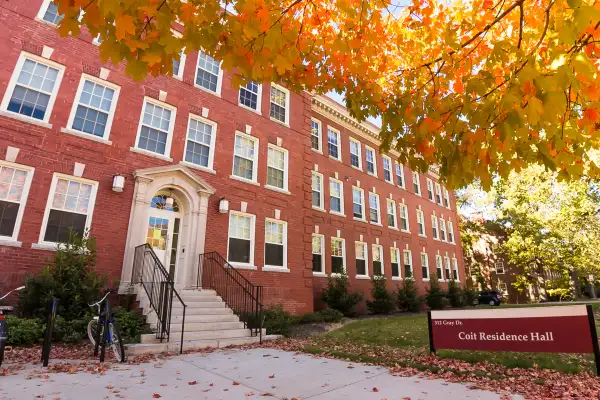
top-left (53, 0), bottom-right (600, 187)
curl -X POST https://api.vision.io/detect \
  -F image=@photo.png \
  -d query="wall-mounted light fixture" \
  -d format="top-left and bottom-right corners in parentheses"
top-left (165, 188), bottom-right (174, 207)
top-left (219, 197), bottom-right (229, 214)
top-left (112, 174), bottom-right (125, 192)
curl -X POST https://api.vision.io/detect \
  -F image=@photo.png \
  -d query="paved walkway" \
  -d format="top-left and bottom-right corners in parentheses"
top-left (0, 348), bottom-right (518, 399)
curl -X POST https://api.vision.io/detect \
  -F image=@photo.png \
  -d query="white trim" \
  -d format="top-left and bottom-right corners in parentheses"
top-left (311, 171), bottom-right (325, 210)
top-left (435, 254), bottom-right (445, 281)
top-left (386, 198), bottom-right (398, 230)
top-left (232, 131), bottom-right (259, 183)
top-left (435, 182), bottom-right (443, 205)
top-left (266, 144), bottom-right (289, 192)
top-left (311, 118), bottom-right (323, 153)
top-left (36, 0), bottom-right (61, 25)
top-left (64, 73), bottom-right (120, 142)
top-left (372, 243), bottom-right (384, 276)
top-left (382, 155), bottom-right (393, 184)
top-left (432, 214), bottom-right (439, 240)
top-left (329, 177), bottom-right (345, 216)
top-left (129, 147), bottom-right (174, 162)
top-left (0, 52), bottom-right (65, 125)
top-left (269, 83), bottom-right (290, 126)
top-left (444, 255), bottom-right (452, 281)
top-left (194, 50), bottom-right (223, 97)
top-left (444, 188), bottom-right (451, 209)
top-left (183, 113), bottom-right (217, 172)
top-left (60, 128), bottom-right (112, 145)
top-left (349, 137), bottom-right (362, 170)
top-left (0, 160), bottom-right (35, 242)
top-left (264, 218), bottom-right (287, 269)
top-left (399, 203), bottom-right (410, 233)
top-left (179, 161), bottom-right (216, 174)
top-left (133, 96), bottom-right (177, 158)
top-left (364, 145), bottom-right (377, 177)
top-left (170, 31), bottom-right (186, 80)
top-left (426, 178), bottom-right (435, 202)
top-left (421, 252), bottom-right (430, 280)
top-left (326, 126), bottom-right (342, 161)
top-left (368, 191), bottom-right (381, 225)
top-left (37, 173), bottom-right (98, 246)
top-left (395, 162), bottom-right (406, 189)
top-left (416, 208), bottom-right (426, 237)
top-left (452, 257), bottom-right (460, 281)
top-left (226, 210), bottom-right (256, 268)
top-left (432, 305), bottom-right (589, 320)
top-left (412, 171), bottom-right (422, 196)
top-left (330, 236), bottom-right (346, 275)
top-left (390, 247), bottom-right (401, 278)
top-left (312, 233), bottom-right (325, 274)
top-left (439, 218), bottom-right (448, 242)
top-left (402, 249), bottom-right (413, 279)
top-left (238, 81), bottom-right (262, 115)
top-left (351, 186), bottom-right (366, 221)
top-left (355, 241), bottom-right (369, 278)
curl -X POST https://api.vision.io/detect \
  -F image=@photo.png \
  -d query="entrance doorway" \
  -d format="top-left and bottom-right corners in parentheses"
top-left (145, 192), bottom-right (181, 280)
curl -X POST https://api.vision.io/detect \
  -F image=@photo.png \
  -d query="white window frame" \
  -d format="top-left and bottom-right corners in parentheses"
top-left (444, 188), bottom-right (451, 209)
top-left (349, 138), bottom-right (362, 170)
top-left (327, 126), bottom-right (342, 161)
top-left (331, 236), bottom-right (346, 276)
top-left (435, 254), bottom-right (444, 281)
top-left (403, 249), bottom-right (413, 279)
top-left (355, 241), bottom-right (369, 278)
top-left (435, 182), bottom-right (443, 205)
top-left (499, 281), bottom-right (508, 293)
top-left (311, 118), bottom-right (323, 153)
top-left (390, 247), bottom-right (401, 280)
top-left (312, 171), bottom-right (325, 211)
top-left (496, 260), bottom-right (505, 274)
top-left (412, 171), bottom-right (421, 196)
top-left (238, 81), bottom-right (262, 114)
top-left (365, 146), bottom-right (377, 177)
top-left (0, 160), bottom-right (35, 244)
top-left (416, 209), bottom-right (426, 237)
top-left (447, 220), bottom-right (455, 244)
top-left (230, 131), bottom-right (259, 184)
top-left (352, 186), bottom-right (366, 221)
top-left (382, 155), bottom-right (393, 184)
top-left (444, 255), bottom-right (452, 281)
top-left (63, 73), bottom-right (120, 143)
top-left (194, 50), bottom-right (224, 96)
top-left (312, 233), bottom-right (325, 275)
top-left (265, 144), bottom-right (289, 193)
top-left (386, 198), bottom-right (398, 230)
top-left (368, 192), bottom-right (381, 225)
top-left (269, 83), bottom-right (290, 126)
top-left (432, 215), bottom-right (439, 240)
top-left (399, 203), bottom-right (410, 232)
top-left (264, 218), bottom-right (288, 271)
top-left (421, 252), bottom-right (430, 281)
top-left (131, 97), bottom-right (177, 160)
top-left (395, 163), bottom-right (406, 189)
top-left (170, 30), bottom-right (185, 80)
top-left (36, 0), bottom-right (62, 25)
top-left (226, 211), bottom-right (256, 269)
top-left (329, 178), bottom-right (345, 216)
top-left (37, 173), bottom-right (99, 248)
top-left (0, 52), bottom-right (66, 126)
top-left (426, 178), bottom-right (435, 202)
top-left (372, 244), bottom-right (384, 276)
top-left (181, 113), bottom-right (217, 173)
top-left (440, 218), bottom-right (447, 242)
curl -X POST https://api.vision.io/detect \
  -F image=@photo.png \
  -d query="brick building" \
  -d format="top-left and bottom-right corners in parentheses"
top-left (0, 0), bottom-right (465, 316)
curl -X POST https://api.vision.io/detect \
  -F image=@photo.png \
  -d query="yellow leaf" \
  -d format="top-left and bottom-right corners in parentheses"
top-left (142, 52), bottom-right (163, 66)
top-left (115, 14), bottom-right (135, 41)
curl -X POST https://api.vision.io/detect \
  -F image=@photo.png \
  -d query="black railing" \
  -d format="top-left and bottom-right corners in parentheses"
top-left (132, 244), bottom-right (187, 354)
top-left (197, 252), bottom-right (263, 341)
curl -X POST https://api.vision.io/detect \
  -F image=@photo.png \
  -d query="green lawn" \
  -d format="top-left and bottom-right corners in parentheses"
top-left (305, 304), bottom-right (600, 375)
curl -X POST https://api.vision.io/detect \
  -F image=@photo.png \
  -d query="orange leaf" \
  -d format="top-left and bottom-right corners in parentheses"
top-left (453, 78), bottom-right (464, 94)
top-left (115, 14), bottom-right (135, 40)
top-left (180, 2), bottom-right (196, 23)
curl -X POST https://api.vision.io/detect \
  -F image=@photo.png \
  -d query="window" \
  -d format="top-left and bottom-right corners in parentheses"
top-left (395, 163), bottom-right (405, 188)
top-left (498, 280), bottom-right (507, 293)
top-left (329, 179), bottom-right (344, 215)
top-left (195, 51), bottom-right (222, 94)
top-left (445, 256), bottom-right (452, 281)
top-left (435, 255), bottom-right (443, 280)
top-left (66, 75), bottom-right (119, 140)
top-left (352, 187), bottom-right (365, 219)
top-left (426, 178), bottom-right (434, 201)
top-left (452, 257), bottom-right (459, 280)
top-left (435, 183), bottom-right (442, 205)
top-left (355, 242), bottom-right (368, 276)
top-left (391, 248), bottom-right (400, 278)
top-left (399, 203), bottom-right (409, 232)
top-left (350, 139), bottom-right (362, 169)
top-left (134, 98), bottom-right (176, 157)
top-left (403, 250), bottom-right (413, 278)
top-left (447, 221), bottom-right (455, 243)
top-left (312, 234), bottom-right (325, 273)
top-left (331, 237), bottom-right (345, 274)
top-left (496, 260), bottom-right (505, 274)
top-left (372, 245), bottom-right (383, 276)
top-left (311, 119), bottom-right (322, 152)
top-left (0, 162), bottom-right (34, 241)
top-left (39, 174), bottom-right (98, 245)
top-left (312, 172), bottom-right (324, 209)
top-left (269, 84), bottom-right (289, 124)
top-left (265, 219), bottom-right (287, 268)
top-left (382, 156), bottom-right (392, 183)
top-left (440, 218), bottom-right (447, 242)
top-left (444, 188), bottom-right (451, 208)
top-left (432, 215), bottom-right (439, 240)
top-left (239, 81), bottom-right (261, 112)
top-left (417, 209), bottom-right (426, 236)
top-left (412, 172), bottom-right (421, 195)
top-left (232, 132), bottom-right (259, 182)
top-left (387, 199), bottom-right (397, 229)
top-left (421, 252), bottom-right (429, 280)
top-left (172, 51), bottom-right (186, 80)
top-left (38, 0), bottom-right (63, 25)
top-left (327, 127), bottom-right (341, 160)
top-left (1, 53), bottom-right (65, 123)
top-left (184, 115), bottom-right (217, 171)
top-left (368, 192), bottom-right (381, 224)
top-left (266, 145), bottom-right (288, 191)
top-left (227, 212), bottom-right (255, 266)
top-left (365, 147), bottom-right (377, 176)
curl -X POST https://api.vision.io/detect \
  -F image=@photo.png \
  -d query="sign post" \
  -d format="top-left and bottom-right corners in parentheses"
top-left (586, 305), bottom-right (600, 376)
top-left (427, 311), bottom-right (435, 355)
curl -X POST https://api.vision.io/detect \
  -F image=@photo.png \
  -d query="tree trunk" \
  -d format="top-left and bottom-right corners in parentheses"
top-left (570, 268), bottom-right (581, 300)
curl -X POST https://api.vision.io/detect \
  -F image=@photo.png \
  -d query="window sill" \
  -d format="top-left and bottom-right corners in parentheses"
top-left (228, 262), bottom-right (257, 270)
top-left (238, 103), bottom-right (262, 116)
top-left (401, 230), bottom-right (411, 234)
top-left (31, 242), bottom-right (58, 252)
top-left (312, 206), bottom-right (326, 213)
top-left (422, 278), bottom-right (430, 282)
top-left (229, 175), bottom-right (260, 186)
top-left (331, 273), bottom-right (345, 278)
top-left (61, 128), bottom-right (112, 145)
top-left (415, 193), bottom-right (422, 197)
top-left (355, 275), bottom-right (371, 280)
top-left (311, 148), bottom-right (323, 155)
top-left (34, 17), bottom-right (59, 27)
top-left (269, 117), bottom-right (290, 128)
top-left (129, 147), bottom-right (173, 162)
top-left (397, 185), bottom-right (406, 190)
top-left (418, 234), bottom-right (427, 238)
top-left (312, 272), bottom-right (328, 277)
top-left (384, 180), bottom-right (394, 185)
top-left (172, 75), bottom-right (183, 81)
top-left (0, 110), bottom-right (52, 129)
top-left (265, 185), bottom-right (291, 195)
top-left (353, 217), bottom-right (368, 224)
top-left (194, 84), bottom-right (222, 98)
top-left (366, 172), bottom-right (377, 178)
top-left (370, 222), bottom-right (383, 227)
top-left (392, 277), bottom-right (403, 281)
top-left (329, 211), bottom-right (346, 218)
top-left (328, 155), bottom-right (343, 163)
top-left (0, 239), bottom-right (22, 248)
top-left (389, 226), bottom-right (399, 231)
top-left (351, 165), bottom-right (363, 172)
top-left (180, 161), bottom-right (216, 174)
top-left (263, 266), bottom-right (290, 273)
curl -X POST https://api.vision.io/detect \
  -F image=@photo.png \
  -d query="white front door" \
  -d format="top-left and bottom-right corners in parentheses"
top-left (146, 209), bottom-right (180, 279)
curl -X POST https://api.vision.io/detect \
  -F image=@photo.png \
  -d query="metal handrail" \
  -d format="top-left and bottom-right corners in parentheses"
top-left (132, 244), bottom-right (187, 354)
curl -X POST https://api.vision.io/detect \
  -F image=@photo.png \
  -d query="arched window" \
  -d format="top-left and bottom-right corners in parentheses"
top-left (150, 193), bottom-right (180, 212)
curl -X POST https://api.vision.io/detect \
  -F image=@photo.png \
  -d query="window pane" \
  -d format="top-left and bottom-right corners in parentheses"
top-left (228, 238), bottom-right (250, 263)
top-left (239, 81), bottom-right (259, 110)
top-left (311, 120), bottom-right (320, 150)
top-left (356, 259), bottom-right (366, 275)
top-left (270, 86), bottom-right (287, 122)
top-left (327, 129), bottom-right (339, 158)
top-left (43, 2), bottom-right (64, 24)
top-left (265, 243), bottom-right (284, 266)
top-left (373, 261), bottom-right (382, 276)
top-left (0, 200), bottom-right (19, 237)
top-left (196, 52), bottom-right (220, 92)
top-left (312, 254), bottom-right (322, 272)
top-left (332, 256), bottom-right (344, 274)
top-left (229, 214), bottom-right (251, 239)
top-left (44, 209), bottom-right (86, 243)
top-left (391, 262), bottom-right (399, 277)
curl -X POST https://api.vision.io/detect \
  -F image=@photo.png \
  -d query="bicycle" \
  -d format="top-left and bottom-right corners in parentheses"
top-left (87, 289), bottom-right (125, 362)
top-left (0, 286), bottom-right (25, 368)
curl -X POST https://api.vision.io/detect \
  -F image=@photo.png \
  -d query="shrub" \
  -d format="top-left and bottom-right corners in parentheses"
top-left (462, 287), bottom-right (479, 306)
top-left (19, 232), bottom-right (106, 321)
top-left (396, 278), bottom-right (423, 313)
top-left (298, 312), bottom-right (323, 324)
top-left (297, 308), bottom-right (344, 324)
top-left (366, 276), bottom-right (395, 314)
top-left (263, 305), bottom-right (294, 336)
top-left (5, 316), bottom-right (43, 346)
top-left (52, 315), bottom-right (88, 343)
top-left (446, 280), bottom-right (464, 308)
top-left (321, 273), bottom-right (363, 317)
top-left (426, 274), bottom-right (447, 310)
top-left (113, 307), bottom-right (147, 343)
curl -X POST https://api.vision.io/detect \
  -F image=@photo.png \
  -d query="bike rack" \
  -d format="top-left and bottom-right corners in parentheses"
top-left (41, 298), bottom-right (58, 367)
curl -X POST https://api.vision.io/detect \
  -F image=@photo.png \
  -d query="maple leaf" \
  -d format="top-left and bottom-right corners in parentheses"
top-left (188, 381), bottom-right (197, 385)
top-left (115, 14), bottom-right (135, 41)
top-left (268, 374), bottom-right (275, 378)
top-left (372, 387), bottom-right (379, 392)
top-left (232, 381), bottom-right (240, 385)
top-left (152, 395), bottom-right (161, 399)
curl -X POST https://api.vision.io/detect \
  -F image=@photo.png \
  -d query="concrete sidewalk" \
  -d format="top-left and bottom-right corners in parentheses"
top-left (0, 348), bottom-right (518, 399)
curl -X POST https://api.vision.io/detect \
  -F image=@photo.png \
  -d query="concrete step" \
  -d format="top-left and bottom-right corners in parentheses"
top-left (169, 321), bottom-right (245, 332)
top-left (126, 336), bottom-right (263, 356)
top-left (141, 329), bottom-right (251, 343)
top-left (170, 307), bottom-right (233, 316)
top-left (172, 301), bottom-right (225, 308)
top-left (147, 313), bottom-right (240, 324)
top-left (179, 295), bottom-right (223, 302)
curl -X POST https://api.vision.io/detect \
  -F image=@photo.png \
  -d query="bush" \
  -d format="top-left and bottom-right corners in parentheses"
top-left (462, 287), bottom-right (479, 306)
top-left (263, 305), bottom-right (294, 336)
top-left (396, 278), bottom-right (423, 312)
top-left (19, 232), bottom-right (106, 321)
top-left (426, 274), bottom-right (447, 310)
top-left (321, 273), bottom-right (363, 317)
top-left (446, 280), bottom-right (464, 308)
top-left (5, 316), bottom-right (44, 346)
top-left (52, 315), bottom-right (88, 343)
top-left (113, 307), bottom-right (147, 343)
top-left (366, 276), bottom-right (395, 314)
top-left (298, 308), bottom-right (344, 324)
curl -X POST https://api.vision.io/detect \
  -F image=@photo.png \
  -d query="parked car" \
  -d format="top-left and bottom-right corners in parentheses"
top-left (475, 290), bottom-right (503, 306)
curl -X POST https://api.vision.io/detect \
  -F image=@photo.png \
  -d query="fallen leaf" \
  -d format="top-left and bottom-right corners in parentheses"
top-left (160, 384), bottom-right (167, 387)
top-left (268, 374), bottom-right (275, 379)
top-left (372, 387), bottom-right (379, 392)
top-left (347, 365), bottom-right (354, 369)
top-left (246, 392), bottom-right (255, 396)
top-left (209, 383), bottom-right (214, 387)
top-left (152, 395), bottom-right (161, 399)
top-left (188, 381), bottom-right (197, 385)
top-left (232, 381), bottom-right (240, 386)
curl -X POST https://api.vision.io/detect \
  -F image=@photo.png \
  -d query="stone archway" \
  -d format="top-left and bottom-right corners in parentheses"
top-left (119, 165), bottom-right (215, 291)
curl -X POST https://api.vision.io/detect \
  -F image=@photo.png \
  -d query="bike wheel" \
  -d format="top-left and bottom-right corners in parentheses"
top-left (87, 319), bottom-right (99, 346)
top-left (109, 323), bottom-right (125, 363)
